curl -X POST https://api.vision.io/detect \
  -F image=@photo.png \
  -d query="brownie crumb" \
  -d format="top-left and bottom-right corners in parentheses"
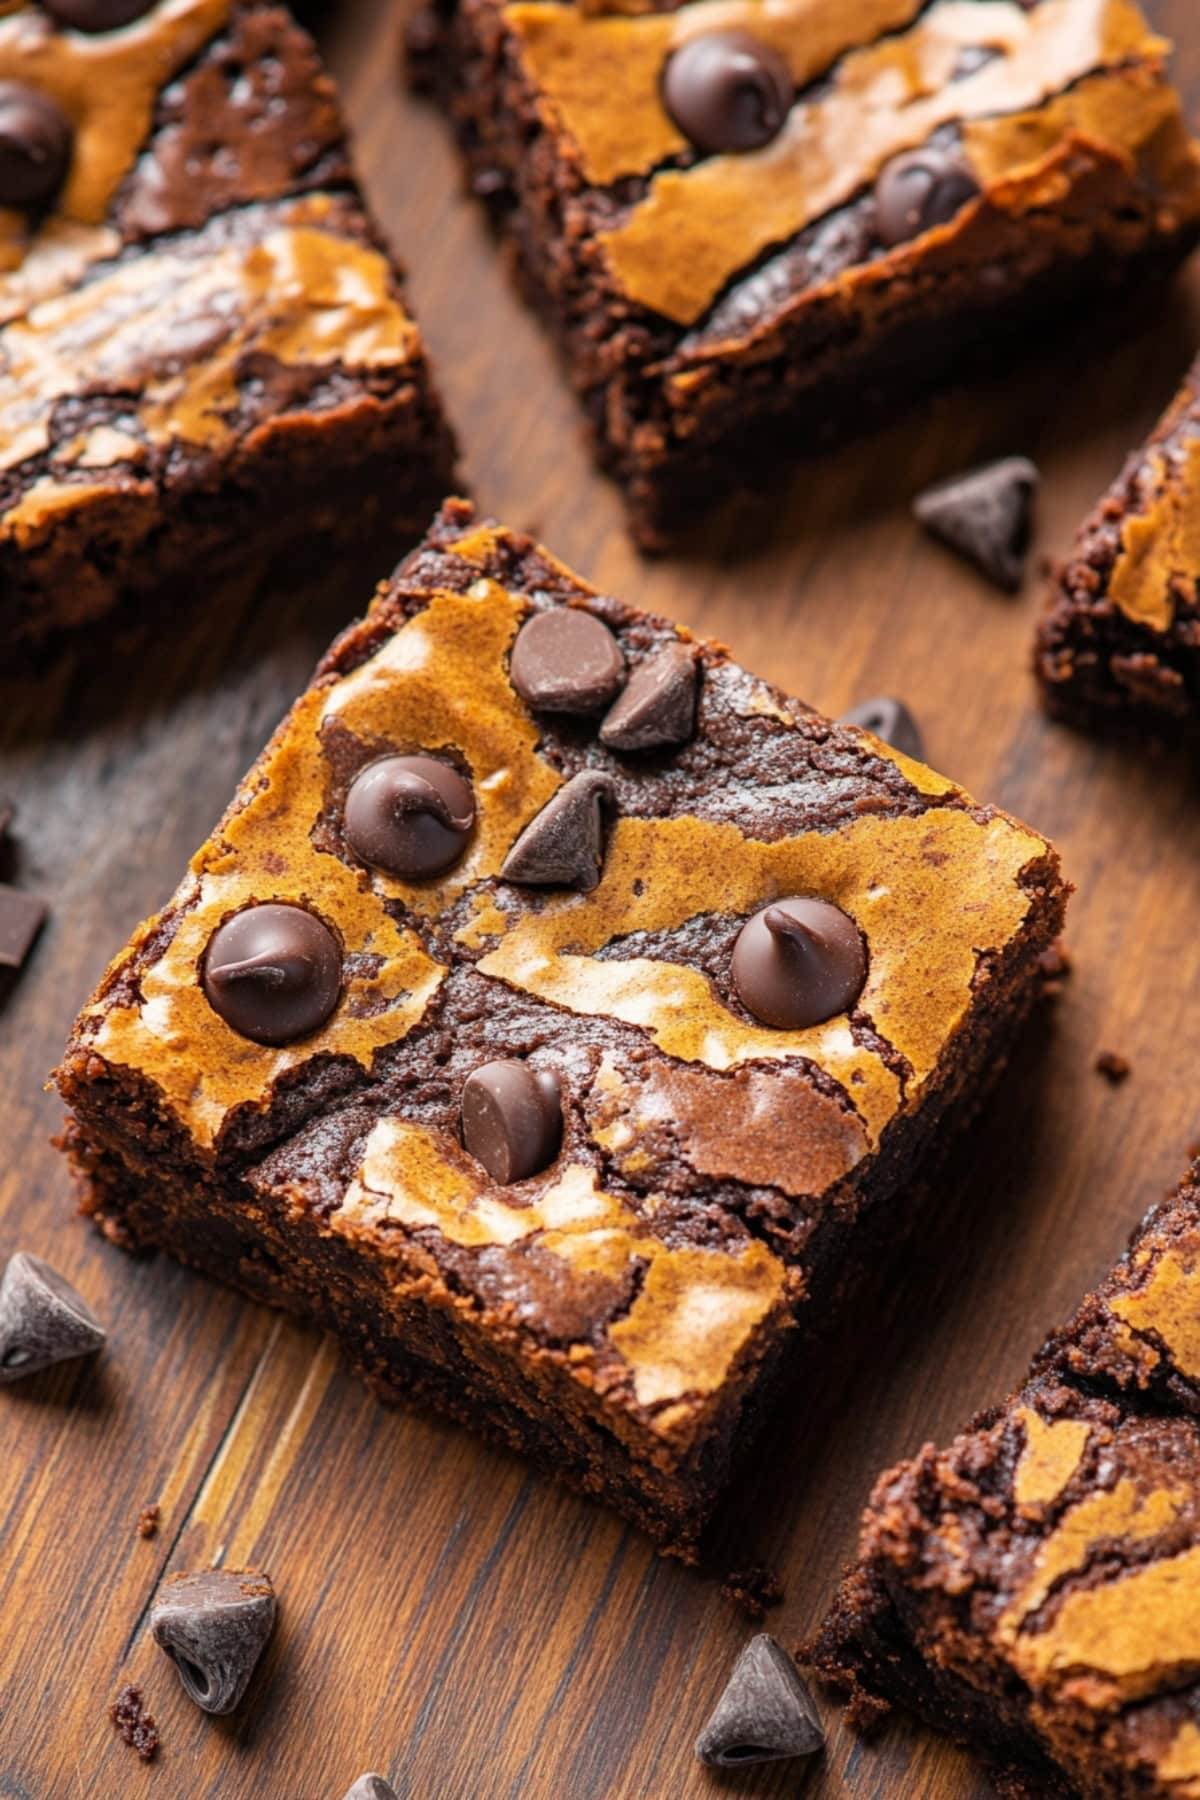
top-left (1095, 1050), bottom-right (1132, 1084)
top-left (1037, 940), bottom-right (1072, 999)
top-left (109, 1683), bottom-right (159, 1761)
top-left (721, 1564), bottom-right (785, 1619)
top-left (137, 1504), bottom-right (161, 1540)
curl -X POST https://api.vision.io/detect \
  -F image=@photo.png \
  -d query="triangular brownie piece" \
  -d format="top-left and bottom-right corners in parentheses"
top-left (0, 2), bottom-right (455, 651)
top-left (1038, 356), bottom-right (1200, 729)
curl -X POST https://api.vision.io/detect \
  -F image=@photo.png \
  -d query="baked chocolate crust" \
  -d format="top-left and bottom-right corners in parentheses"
top-left (413, 0), bottom-right (1200, 547)
top-left (0, 2), bottom-right (456, 651)
top-left (1037, 355), bottom-right (1200, 731)
top-left (809, 1158), bottom-right (1200, 1798)
top-left (56, 500), bottom-right (1067, 1552)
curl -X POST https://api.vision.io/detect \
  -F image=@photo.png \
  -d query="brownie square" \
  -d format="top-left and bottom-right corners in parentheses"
top-left (413, 0), bottom-right (1200, 547)
top-left (56, 500), bottom-right (1067, 1552)
top-left (1038, 352), bottom-right (1200, 730)
top-left (810, 1156), bottom-right (1200, 1798)
top-left (0, 1), bottom-right (456, 651)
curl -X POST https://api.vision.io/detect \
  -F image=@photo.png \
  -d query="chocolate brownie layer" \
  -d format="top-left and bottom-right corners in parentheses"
top-left (56, 501), bottom-right (1067, 1552)
top-left (0, 1), bottom-right (455, 650)
top-left (1038, 354), bottom-right (1200, 730)
top-left (413, 0), bottom-right (1200, 547)
top-left (810, 1158), bottom-right (1200, 1798)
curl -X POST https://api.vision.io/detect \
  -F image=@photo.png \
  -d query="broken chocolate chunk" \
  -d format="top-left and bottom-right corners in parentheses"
top-left (0, 1251), bottom-right (105, 1383)
top-left (914, 456), bottom-right (1039, 591)
top-left (501, 771), bottom-right (616, 891)
top-left (600, 642), bottom-right (699, 751)
top-left (150, 1567), bottom-right (276, 1716)
top-left (695, 1635), bottom-right (824, 1768)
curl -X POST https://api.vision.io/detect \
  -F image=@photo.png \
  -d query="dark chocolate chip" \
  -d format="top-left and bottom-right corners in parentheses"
top-left (344, 754), bottom-right (475, 879)
top-left (838, 696), bottom-right (925, 763)
top-left (874, 146), bottom-right (979, 247)
top-left (0, 1251), bottom-right (105, 1382)
top-left (42, 0), bottom-right (154, 25)
top-left (509, 608), bottom-right (626, 715)
top-left (461, 1061), bottom-right (563, 1185)
top-left (342, 1779), bottom-right (398, 1800)
top-left (150, 1568), bottom-right (276, 1716)
top-left (202, 903), bottom-right (342, 1047)
top-left (732, 897), bottom-right (866, 1030)
top-left (501, 771), bottom-right (616, 891)
top-left (599, 642), bottom-right (700, 752)
top-left (663, 30), bottom-right (793, 155)
top-left (0, 82), bottom-right (72, 209)
top-left (914, 456), bottom-right (1039, 591)
top-left (696, 1635), bottom-right (824, 1768)
top-left (0, 885), bottom-right (47, 970)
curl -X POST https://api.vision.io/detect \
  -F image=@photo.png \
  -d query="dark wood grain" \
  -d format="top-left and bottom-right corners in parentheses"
top-left (2, 6), bottom-right (1199, 1796)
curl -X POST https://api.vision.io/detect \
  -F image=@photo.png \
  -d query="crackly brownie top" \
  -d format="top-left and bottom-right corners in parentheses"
top-left (0, 2), bottom-right (425, 538)
top-left (499, 0), bottom-right (1200, 337)
top-left (852, 1161), bottom-right (1200, 1792)
top-left (70, 502), bottom-right (1057, 1438)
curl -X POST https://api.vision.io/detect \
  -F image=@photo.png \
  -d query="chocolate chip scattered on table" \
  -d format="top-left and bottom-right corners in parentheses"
top-left (150, 1568), bottom-right (276, 1716)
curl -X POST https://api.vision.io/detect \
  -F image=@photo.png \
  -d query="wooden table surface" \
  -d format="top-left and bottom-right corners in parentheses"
top-left (3, 6), bottom-right (1200, 1797)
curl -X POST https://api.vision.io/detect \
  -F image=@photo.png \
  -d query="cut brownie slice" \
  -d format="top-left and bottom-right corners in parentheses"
top-left (412, 0), bottom-right (1200, 546)
top-left (0, 1), bottom-right (455, 651)
top-left (1038, 353), bottom-right (1200, 729)
top-left (810, 1157), bottom-right (1200, 1798)
top-left (56, 500), bottom-right (1067, 1552)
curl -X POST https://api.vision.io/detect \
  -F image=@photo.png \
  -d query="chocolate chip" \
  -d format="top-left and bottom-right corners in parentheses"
top-left (600, 642), bottom-right (700, 752)
top-left (150, 1568), bottom-right (276, 1716)
top-left (663, 30), bottom-right (793, 155)
top-left (344, 754), bottom-right (475, 879)
top-left (0, 1251), bottom-right (105, 1382)
top-left (42, 0), bottom-right (155, 28)
top-left (874, 146), bottom-right (979, 247)
top-left (732, 897), bottom-right (866, 1030)
top-left (914, 456), bottom-right (1039, 591)
top-left (461, 1060), bottom-right (563, 1185)
top-left (0, 885), bottom-right (47, 970)
top-left (838, 696), bottom-right (925, 763)
top-left (342, 1779), bottom-right (397, 1800)
top-left (202, 903), bottom-right (342, 1047)
top-left (696, 1635), bottom-right (824, 1768)
top-left (0, 82), bottom-right (72, 209)
top-left (501, 771), bottom-right (616, 891)
top-left (509, 608), bottom-right (626, 715)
